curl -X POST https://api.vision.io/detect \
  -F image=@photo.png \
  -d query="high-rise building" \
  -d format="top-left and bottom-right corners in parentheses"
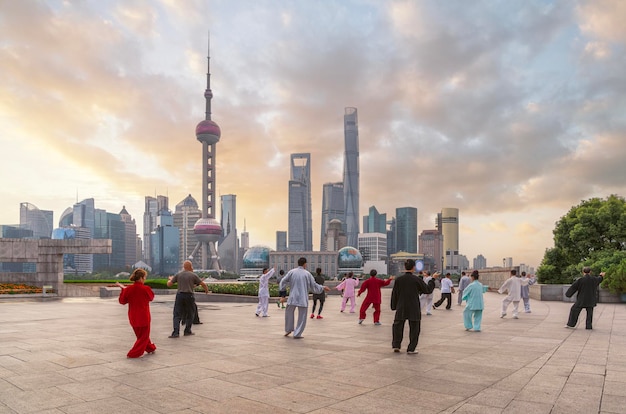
top-left (358, 232), bottom-right (387, 262)
top-left (324, 219), bottom-right (347, 252)
top-left (363, 206), bottom-right (386, 234)
top-left (19, 202), bottom-right (53, 239)
top-left (150, 211), bottom-right (180, 275)
top-left (395, 207), bottom-right (418, 253)
top-left (173, 194), bottom-right (202, 270)
top-left (73, 198), bottom-right (96, 235)
top-left (192, 37), bottom-right (223, 271)
top-left (93, 209), bottom-right (125, 271)
top-left (320, 182), bottom-right (344, 251)
top-left (288, 153), bottom-right (312, 252)
top-left (119, 206), bottom-right (139, 267)
top-left (441, 208), bottom-right (459, 269)
top-left (387, 217), bottom-right (396, 257)
top-left (219, 194), bottom-right (239, 273)
top-left (419, 229), bottom-right (443, 272)
top-left (276, 231), bottom-right (287, 252)
top-left (343, 107), bottom-right (360, 247)
top-left (143, 195), bottom-right (168, 265)
top-left (473, 254), bottom-right (487, 269)
top-left (52, 226), bottom-right (93, 274)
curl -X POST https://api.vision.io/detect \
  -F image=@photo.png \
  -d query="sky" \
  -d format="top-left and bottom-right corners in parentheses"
top-left (1, 0), bottom-right (625, 270)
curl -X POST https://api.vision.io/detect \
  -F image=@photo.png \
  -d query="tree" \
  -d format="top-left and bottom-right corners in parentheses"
top-left (537, 195), bottom-right (626, 284)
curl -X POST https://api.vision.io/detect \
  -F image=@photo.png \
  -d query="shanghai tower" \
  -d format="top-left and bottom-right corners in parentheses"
top-left (343, 107), bottom-right (360, 247)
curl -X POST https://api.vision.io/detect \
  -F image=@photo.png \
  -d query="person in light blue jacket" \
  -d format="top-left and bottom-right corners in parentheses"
top-left (462, 270), bottom-right (485, 332)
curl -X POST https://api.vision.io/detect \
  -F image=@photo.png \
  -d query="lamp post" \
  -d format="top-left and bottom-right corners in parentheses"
top-left (503, 258), bottom-right (505, 268)
top-left (441, 256), bottom-right (444, 273)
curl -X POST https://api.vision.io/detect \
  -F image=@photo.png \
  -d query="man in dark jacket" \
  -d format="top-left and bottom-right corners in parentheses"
top-left (390, 259), bottom-right (435, 354)
top-left (565, 267), bottom-right (605, 330)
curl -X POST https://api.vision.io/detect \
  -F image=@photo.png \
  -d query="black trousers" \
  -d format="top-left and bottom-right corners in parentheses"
top-left (173, 292), bottom-right (196, 335)
top-left (392, 318), bottom-right (421, 352)
top-left (312, 294), bottom-right (325, 314)
top-left (434, 293), bottom-right (452, 309)
top-left (567, 305), bottom-right (594, 329)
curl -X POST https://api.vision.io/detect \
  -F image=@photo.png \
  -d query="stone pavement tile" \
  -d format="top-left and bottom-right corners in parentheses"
top-left (604, 380), bottom-right (626, 397)
top-left (516, 384), bottom-right (562, 404)
top-left (328, 363), bottom-right (417, 388)
top-left (183, 377), bottom-right (257, 402)
top-left (5, 371), bottom-right (75, 390)
top-left (404, 377), bottom-right (486, 399)
top-left (244, 386), bottom-right (338, 413)
top-left (551, 383), bottom-right (602, 414)
top-left (467, 388), bottom-right (517, 408)
top-left (199, 358), bottom-right (261, 374)
top-left (504, 400), bottom-right (553, 414)
top-left (600, 394), bottom-right (626, 413)
top-left (284, 376), bottom-right (372, 400)
top-left (0, 387), bottom-right (84, 413)
top-left (61, 396), bottom-right (160, 414)
top-left (572, 363), bottom-right (607, 375)
top-left (327, 393), bottom-right (436, 414)
top-left (491, 367), bottom-right (541, 390)
top-left (525, 373), bottom-right (568, 389)
top-left (189, 396), bottom-right (294, 414)
top-left (535, 364), bottom-right (573, 377)
top-left (57, 364), bottom-right (126, 382)
top-left (217, 370), bottom-right (293, 390)
top-left (448, 403), bottom-right (503, 413)
top-left (606, 369), bottom-right (626, 383)
top-left (55, 377), bottom-right (133, 401)
top-left (116, 386), bottom-right (213, 413)
top-left (369, 385), bottom-right (464, 411)
top-left (100, 358), bottom-right (169, 374)
top-left (605, 361), bottom-right (626, 372)
top-left (565, 372), bottom-right (605, 387)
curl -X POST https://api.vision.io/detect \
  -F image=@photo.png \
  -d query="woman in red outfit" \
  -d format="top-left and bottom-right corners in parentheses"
top-left (117, 269), bottom-right (156, 358)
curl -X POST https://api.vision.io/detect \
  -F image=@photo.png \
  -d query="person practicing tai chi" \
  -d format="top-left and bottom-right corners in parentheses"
top-left (255, 267), bottom-right (275, 317)
top-left (565, 267), bottom-right (605, 330)
top-left (310, 267), bottom-right (326, 319)
top-left (279, 257), bottom-right (330, 339)
top-left (433, 273), bottom-right (455, 310)
top-left (457, 271), bottom-right (471, 306)
top-left (116, 269), bottom-right (157, 358)
top-left (462, 270), bottom-right (485, 332)
top-left (498, 269), bottom-right (528, 319)
top-left (391, 259), bottom-right (434, 354)
top-left (357, 269), bottom-right (394, 325)
top-left (520, 272), bottom-right (537, 313)
top-left (167, 260), bottom-right (209, 338)
top-left (336, 272), bottom-right (359, 313)
top-left (276, 269), bottom-right (287, 309)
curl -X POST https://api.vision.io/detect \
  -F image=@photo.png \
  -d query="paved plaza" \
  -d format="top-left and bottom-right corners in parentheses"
top-left (0, 290), bottom-right (625, 413)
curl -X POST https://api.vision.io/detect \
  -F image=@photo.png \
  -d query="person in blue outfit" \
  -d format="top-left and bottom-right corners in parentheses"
top-left (462, 270), bottom-right (485, 332)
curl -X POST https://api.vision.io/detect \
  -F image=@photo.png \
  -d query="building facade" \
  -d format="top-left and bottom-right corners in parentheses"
top-left (288, 153), bottom-right (312, 252)
top-left (324, 219), bottom-right (347, 252)
top-left (343, 107), bottom-right (360, 248)
top-left (276, 231), bottom-right (287, 251)
top-left (150, 211), bottom-right (180, 275)
top-left (395, 207), bottom-right (418, 254)
top-left (143, 195), bottom-right (168, 265)
top-left (219, 194), bottom-right (239, 273)
top-left (419, 229), bottom-right (443, 273)
top-left (320, 182), bottom-right (344, 251)
top-left (441, 207), bottom-right (459, 269)
top-left (358, 232), bottom-right (387, 262)
top-left (270, 250), bottom-right (339, 279)
top-left (473, 254), bottom-right (487, 270)
top-left (172, 194), bottom-right (202, 270)
top-left (363, 205), bottom-right (386, 234)
top-left (19, 202), bottom-right (53, 239)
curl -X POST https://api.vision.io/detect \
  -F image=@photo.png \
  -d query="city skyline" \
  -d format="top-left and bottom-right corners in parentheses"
top-left (2, 1), bottom-right (626, 269)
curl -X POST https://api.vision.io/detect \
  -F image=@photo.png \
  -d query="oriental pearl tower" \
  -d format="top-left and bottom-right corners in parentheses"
top-left (192, 38), bottom-right (222, 271)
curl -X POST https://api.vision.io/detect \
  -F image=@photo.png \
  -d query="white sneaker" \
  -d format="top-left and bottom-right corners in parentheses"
top-left (358, 319), bottom-right (364, 324)
top-left (513, 315), bottom-right (519, 319)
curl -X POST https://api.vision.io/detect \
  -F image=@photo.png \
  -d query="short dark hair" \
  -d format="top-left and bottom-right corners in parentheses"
top-left (404, 259), bottom-right (415, 270)
top-left (521, 271), bottom-right (526, 276)
top-left (583, 266), bottom-right (591, 274)
top-left (471, 270), bottom-right (479, 279)
top-left (316, 267), bottom-right (322, 274)
top-left (370, 269), bottom-right (377, 277)
top-left (262, 267), bottom-right (268, 273)
top-left (461, 271), bottom-right (466, 275)
top-left (511, 269), bottom-right (517, 276)
top-left (446, 273), bottom-right (451, 277)
top-left (298, 257), bottom-right (307, 266)
top-left (279, 269), bottom-right (284, 275)
top-left (348, 272), bottom-right (354, 278)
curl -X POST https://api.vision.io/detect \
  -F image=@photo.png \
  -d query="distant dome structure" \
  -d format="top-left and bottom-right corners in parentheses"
top-left (337, 246), bottom-right (363, 269)
top-left (193, 217), bottom-right (221, 243)
top-left (242, 246), bottom-right (271, 269)
top-left (196, 120), bottom-right (221, 144)
top-left (176, 194), bottom-right (199, 210)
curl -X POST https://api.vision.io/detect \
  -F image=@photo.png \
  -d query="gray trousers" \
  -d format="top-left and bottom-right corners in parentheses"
top-left (284, 305), bottom-right (308, 338)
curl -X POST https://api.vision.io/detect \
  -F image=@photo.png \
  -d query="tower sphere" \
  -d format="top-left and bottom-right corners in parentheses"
top-left (196, 120), bottom-right (221, 144)
top-left (193, 217), bottom-right (222, 243)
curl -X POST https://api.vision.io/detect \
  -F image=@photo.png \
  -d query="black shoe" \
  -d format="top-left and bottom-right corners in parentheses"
top-left (168, 334), bottom-right (179, 338)
top-left (183, 332), bottom-right (195, 336)
top-left (193, 321), bottom-right (203, 325)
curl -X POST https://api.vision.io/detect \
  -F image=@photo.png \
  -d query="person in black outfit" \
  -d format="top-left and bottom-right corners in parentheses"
top-left (565, 267), bottom-right (605, 330)
top-left (390, 259), bottom-right (435, 354)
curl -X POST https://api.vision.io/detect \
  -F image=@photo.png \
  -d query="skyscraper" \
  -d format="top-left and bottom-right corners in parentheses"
top-left (288, 153), bottom-right (312, 251)
top-left (192, 36), bottom-right (223, 270)
top-left (143, 195), bottom-right (168, 265)
top-left (343, 107), bottom-right (360, 247)
top-left (173, 194), bottom-right (202, 270)
top-left (219, 194), bottom-right (239, 273)
top-left (419, 229), bottom-right (443, 272)
top-left (150, 211), bottom-right (180, 275)
top-left (119, 206), bottom-right (139, 267)
top-left (441, 207), bottom-right (459, 269)
top-left (19, 202), bottom-right (53, 239)
top-left (363, 205), bottom-right (386, 234)
top-left (320, 182), bottom-right (344, 251)
top-left (276, 231), bottom-right (287, 251)
top-left (395, 207), bottom-right (418, 253)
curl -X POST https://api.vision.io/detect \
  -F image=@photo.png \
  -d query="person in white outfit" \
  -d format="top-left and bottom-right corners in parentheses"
top-left (255, 267), bottom-right (275, 317)
top-left (498, 269), bottom-right (529, 319)
top-left (279, 257), bottom-right (330, 338)
top-left (420, 271), bottom-right (438, 315)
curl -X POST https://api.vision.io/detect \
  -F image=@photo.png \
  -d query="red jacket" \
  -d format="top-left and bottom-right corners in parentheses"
top-left (357, 277), bottom-right (392, 304)
top-left (119, 282), bottom-right (154, 327)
